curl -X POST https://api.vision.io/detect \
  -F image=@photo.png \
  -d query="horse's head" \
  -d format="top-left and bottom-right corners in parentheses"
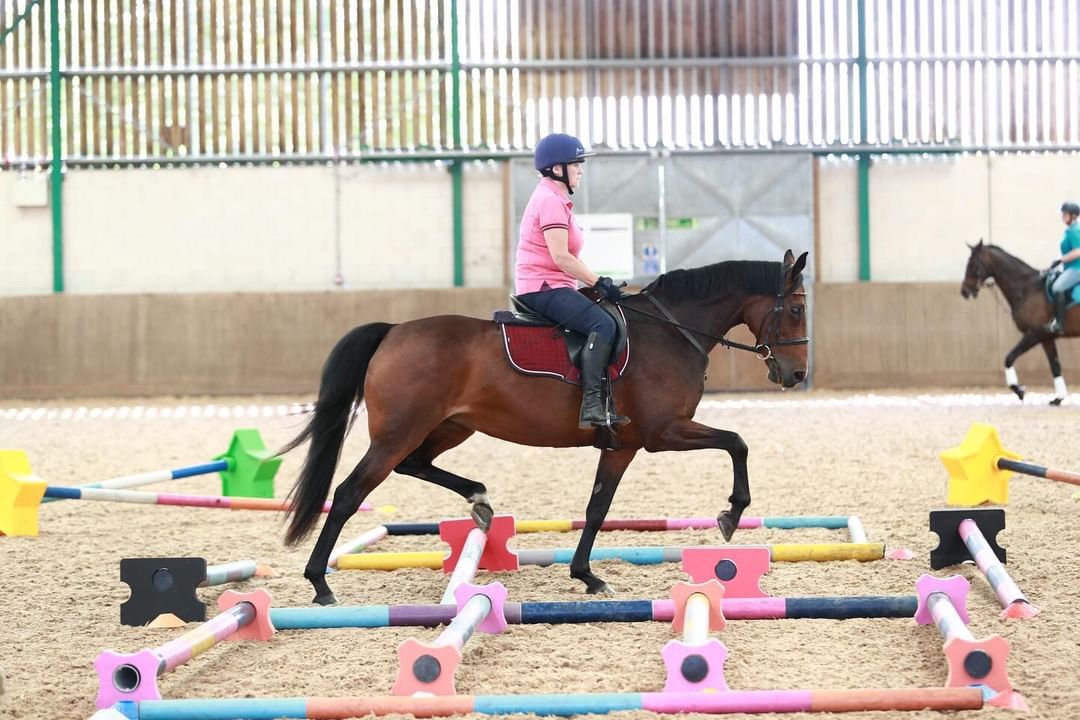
top-left (744, 250), bottom-right (810, 389)
top-left (961, 240), bottom-right (992, 299)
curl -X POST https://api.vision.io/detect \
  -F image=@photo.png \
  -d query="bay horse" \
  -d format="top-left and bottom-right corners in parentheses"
top-left (961, 240), bottom-right (1071, 405)
top-left (281, 250), bottom-right (809, 605)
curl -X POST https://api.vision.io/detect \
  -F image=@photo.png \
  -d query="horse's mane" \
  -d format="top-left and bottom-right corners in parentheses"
top-left (982, 244), bottom-right (1038, 275)
top-left (643, 261), bottom-right (783, 303)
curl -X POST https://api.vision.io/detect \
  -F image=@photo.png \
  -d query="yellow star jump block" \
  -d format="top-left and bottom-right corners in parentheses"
top-left (941, 423), bottom-right (1022, 506)
top-left (0, 450), bottom-right (48, 537)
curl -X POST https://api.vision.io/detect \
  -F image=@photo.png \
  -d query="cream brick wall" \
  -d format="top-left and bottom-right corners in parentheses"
top-left (816, 158), bottom-right (858, 282)
top-left (2, 163), bottom-right (506, 294)
top-left (5, 153), bottom-right (1076, 294)
top-left (0, 172), bottom-right (53, 294)
top-left (815, 152), bottom-right (1075, 282)
top-left (463, 162), bottom-right (508, 288)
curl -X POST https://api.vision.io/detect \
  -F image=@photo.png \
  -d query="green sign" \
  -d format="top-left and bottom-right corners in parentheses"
top-left (636, 217), bottom-right (699, 231)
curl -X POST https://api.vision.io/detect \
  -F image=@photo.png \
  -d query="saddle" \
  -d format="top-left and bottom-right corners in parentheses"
top-left (492, 290), bottom-right (630, 386)
top-left (1043, 268), bottom-right (1080, 305)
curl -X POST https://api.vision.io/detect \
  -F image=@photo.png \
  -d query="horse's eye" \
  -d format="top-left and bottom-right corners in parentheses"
top-left (791, 304), bottom-right (804, 318)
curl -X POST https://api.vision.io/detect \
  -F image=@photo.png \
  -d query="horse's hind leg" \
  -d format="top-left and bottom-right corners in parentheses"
top-left (303, 446), bottom-right (404, 605)
top-left (569, 448), bottom-right (638, 594)
top-left (1004, 333), bottom-right (1042, 402)
top-left (395, 421), bottom-right (493, 530)
top-left (1042, 339), bottom-right (1067, 406)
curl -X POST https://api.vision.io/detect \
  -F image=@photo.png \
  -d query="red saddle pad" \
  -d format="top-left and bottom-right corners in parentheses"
top-left (500, 325), bottom-right (629, 386)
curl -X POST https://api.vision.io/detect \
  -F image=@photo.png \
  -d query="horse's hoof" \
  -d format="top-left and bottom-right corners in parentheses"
top-left (587, 581), bottom-right (615, 595)
top-left (1010, 384), bottom-right (1026, 401)
top-left (313, 591), bottom-right (337, 606)
top-left (471, 502), bottom-right (494, 532)
top-left (717, 513), bottom-right (737, 542)
top-left (1050, 397), bottom-right (1064, 406)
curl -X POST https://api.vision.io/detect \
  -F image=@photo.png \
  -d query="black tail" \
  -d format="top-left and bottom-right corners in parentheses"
top-left (280, 322), bottom-right (394, 545)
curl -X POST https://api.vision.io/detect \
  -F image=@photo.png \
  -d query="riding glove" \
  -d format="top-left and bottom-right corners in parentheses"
top-left (593, 276), bottom-right (624, 302)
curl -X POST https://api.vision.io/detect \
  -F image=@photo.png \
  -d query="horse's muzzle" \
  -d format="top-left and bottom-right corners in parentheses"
top-left (961, 285), bottom-right (978, 299)
top-left (767, 359), bottom-right (807, 389)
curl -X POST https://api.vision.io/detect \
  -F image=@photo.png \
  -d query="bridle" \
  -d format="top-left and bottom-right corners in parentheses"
top-left (621, 270), bottom-right (810, 363)
top-left (753, 286), bottom-right (810, 361)
top-left (966, 253), bottom-right (993, 291)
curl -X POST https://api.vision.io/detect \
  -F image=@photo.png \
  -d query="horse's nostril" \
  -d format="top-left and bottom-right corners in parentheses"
top-left (793, 370), bottom-right (806, 383)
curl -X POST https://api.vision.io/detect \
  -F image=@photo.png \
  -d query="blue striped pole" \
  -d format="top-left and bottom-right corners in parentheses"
top-left (42, 460), bottom-right (231, 503)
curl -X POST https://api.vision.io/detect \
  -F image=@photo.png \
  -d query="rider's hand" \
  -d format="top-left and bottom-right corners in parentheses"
top-left (593, 276), bottom-right (624, 302)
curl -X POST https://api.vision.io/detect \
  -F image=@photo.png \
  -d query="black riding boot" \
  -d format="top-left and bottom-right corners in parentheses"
top-left (578, 332), bottom-right (630, 429)
top-left (1049, 291), bottom-right (1069, 334)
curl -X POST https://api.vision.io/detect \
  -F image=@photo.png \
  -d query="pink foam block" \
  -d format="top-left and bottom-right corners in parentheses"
top-left (682, 546), bottom-right (770, 597)
top-left (943, 635), bottom-right (1014, 697)
top-left (661, 639), bottom-right (729, 693)
top-left (439, 515), bottom-right (519, 573)
top-left (217, 588), bottom-right (276, 641)
top-left (914, 574), bottom-right (970, 625)
top-left (454, 582), bottom-right (508, 634)
top-left (94, 648), bottom-right (162, 708)
top-left (670, 581), bottom-right (726, 633)
top-left (393, 639), bottom-right (463, 696)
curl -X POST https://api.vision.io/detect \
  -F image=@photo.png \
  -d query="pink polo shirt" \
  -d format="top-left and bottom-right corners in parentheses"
top-left (515, 177), bottom-right (584, 294)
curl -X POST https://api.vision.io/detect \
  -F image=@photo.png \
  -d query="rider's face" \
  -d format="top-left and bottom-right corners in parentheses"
top-left (567, 162), bottom-right (584, 190)
top-left (1065, 212), bottom-right (1078, 226)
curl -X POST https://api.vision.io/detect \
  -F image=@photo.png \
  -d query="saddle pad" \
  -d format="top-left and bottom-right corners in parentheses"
top-left (1043, 273), bottom-right (1080, 305)
top-left (500, 325), bottom-right (629, 386)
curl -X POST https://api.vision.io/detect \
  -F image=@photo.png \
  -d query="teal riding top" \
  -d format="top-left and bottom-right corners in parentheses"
top-left (1061, 221), bottom-right (1080, 270)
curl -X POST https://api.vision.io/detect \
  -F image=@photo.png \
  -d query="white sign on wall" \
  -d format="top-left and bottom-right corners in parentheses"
top-left (576, 213), bottom-right (635, 280)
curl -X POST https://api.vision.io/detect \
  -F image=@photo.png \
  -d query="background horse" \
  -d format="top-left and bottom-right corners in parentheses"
top-left (962, 240), bottom-right (1072, 405)
top-left (281, 251), bottom-right (809, 605)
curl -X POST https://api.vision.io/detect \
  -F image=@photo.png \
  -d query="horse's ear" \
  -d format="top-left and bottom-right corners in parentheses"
top-left (783, 249), bottom-right (795, 264)
top-left (966, 241), bottom-right (974, 249)
top-left (790, 251), bottom-right (808, 279)
top-left (977, 238), bottom-right (984, 247)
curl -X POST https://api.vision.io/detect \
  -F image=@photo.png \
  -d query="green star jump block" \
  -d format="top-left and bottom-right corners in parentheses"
top-left (941, 423), bottom-right (1022, 506)
top-left (214, 429), bottom-right (282, 499)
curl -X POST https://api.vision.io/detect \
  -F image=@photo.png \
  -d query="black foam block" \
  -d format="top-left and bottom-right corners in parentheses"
top-left (929, 508), bottom-right (1006, 570)
top-left (120, 557), bottom-right (208, 626)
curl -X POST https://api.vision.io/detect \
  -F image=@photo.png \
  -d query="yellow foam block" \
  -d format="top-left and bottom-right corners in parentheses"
top-left (941, 423), bottom-right (1021, 506)
top-left (0, 450), bottom-right (48, 537)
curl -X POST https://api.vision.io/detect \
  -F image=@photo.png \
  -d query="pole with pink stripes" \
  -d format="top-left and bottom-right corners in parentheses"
top-left (957, 518), bottom-right (1039, 619)
top-left (94, 589), bottom-right (275, 709)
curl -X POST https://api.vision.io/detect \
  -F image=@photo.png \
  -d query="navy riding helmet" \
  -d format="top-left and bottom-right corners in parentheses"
top-left (1062, 201), bottom-right (1080, 216)
top-left (534, 133), bottom-right (595, 194)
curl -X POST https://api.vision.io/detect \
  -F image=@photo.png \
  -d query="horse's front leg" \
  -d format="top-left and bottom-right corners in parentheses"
top-left (569, 448), bottom-right (638, 595)
top-left (1004, 332), bottom-right (1042, 402)
top-left (644, 419), bottom-right (749, 542)
top-left (1041, 338), bottom-right (1067, 406)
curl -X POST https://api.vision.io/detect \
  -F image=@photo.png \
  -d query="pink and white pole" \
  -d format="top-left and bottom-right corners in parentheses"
top-left (94, 589), bottom-right (275, 709)
top-left (394, 582), bottom-right (509, 696)
top-left (914, 575), bottom-right (1025, 710)
top-left (957, 518), bottom-right (1039, 619)
top-left (661, 580), bottom-right (728, 692)
top-left (328, 526), bottom-right (389, 570)
top-left (440, 527), bottom-right (487, 605)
